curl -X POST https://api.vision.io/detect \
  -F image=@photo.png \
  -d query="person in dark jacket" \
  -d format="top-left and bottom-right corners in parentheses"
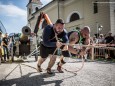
top-left (2, 33), bottom-right (9, 62)
top-left (37, 19), bottom-right (71, 74)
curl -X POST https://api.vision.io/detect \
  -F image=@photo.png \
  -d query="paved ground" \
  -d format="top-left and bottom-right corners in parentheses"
top-left (0, 57), bottom-right (115, 86)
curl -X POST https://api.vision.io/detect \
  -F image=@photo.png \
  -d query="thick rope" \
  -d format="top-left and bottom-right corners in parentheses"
top-left (52, 30), bottom-right (85, 73)
top-left (62, 56), bottom-right (85, 73)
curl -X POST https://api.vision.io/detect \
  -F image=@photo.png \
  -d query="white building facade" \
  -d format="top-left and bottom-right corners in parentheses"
top-left (27, 0), bottom-right (115, 36)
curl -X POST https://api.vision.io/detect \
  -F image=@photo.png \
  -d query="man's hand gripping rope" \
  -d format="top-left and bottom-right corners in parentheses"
top-left (53, 33), bottom-right (85, 73)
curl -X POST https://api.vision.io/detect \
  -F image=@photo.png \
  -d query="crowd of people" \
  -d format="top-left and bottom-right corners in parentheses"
top-left (92, 32), bottom-right (114, 44)
top-left (0, 31), bottom-right (32, 65)
top-left (91, 32), bottom-right (115, 59)
top-left (0, 32), bottom-right (16, 64)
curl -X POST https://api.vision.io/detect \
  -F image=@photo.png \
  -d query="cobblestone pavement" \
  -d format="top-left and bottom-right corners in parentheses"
top-left (0, 57), bottom-right (115, 86)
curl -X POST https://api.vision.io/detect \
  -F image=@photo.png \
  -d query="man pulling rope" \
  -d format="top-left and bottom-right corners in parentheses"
top-left (37, 18), bottom-right (91, 74)
top-left (37, 19), bottom-right (72, 74)
top-left (57, 26), bottom-right (91, 72)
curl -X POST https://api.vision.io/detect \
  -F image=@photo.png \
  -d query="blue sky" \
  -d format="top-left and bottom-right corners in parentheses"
top-left (0, 0), bottom-right (52, 34)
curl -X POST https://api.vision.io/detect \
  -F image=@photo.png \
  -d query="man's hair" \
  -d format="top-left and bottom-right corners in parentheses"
top-left (55, 19), bottom-right (65, 24)
top-left (81, 26), bottom-right (90, 33)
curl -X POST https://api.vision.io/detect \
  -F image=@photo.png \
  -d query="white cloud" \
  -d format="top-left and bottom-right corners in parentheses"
top-left (0, 0), bottom-right (52, 34)
top-left (0, 3), bottom-right (27, 18)
top-left (0, 2), bottom-right (27, 34)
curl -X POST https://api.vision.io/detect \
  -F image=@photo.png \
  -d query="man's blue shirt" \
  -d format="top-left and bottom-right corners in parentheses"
top-left (41, 25), bottom-right (69, 47)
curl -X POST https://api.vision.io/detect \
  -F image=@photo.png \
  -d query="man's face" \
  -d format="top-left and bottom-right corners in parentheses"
top-left (82, 31), bottom-right (90, 39)
top-left (55, 23), bottom-right (64, 34)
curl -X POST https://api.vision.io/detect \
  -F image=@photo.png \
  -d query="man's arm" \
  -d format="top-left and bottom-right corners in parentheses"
top-left (1, 38), bottom-right (7, 47)
top-left (69, 32), bottom-right (79, 44)
top-left (1, 41), bottom-right (7, 46)
top-left (80, 38), bottom-right (90, 56)
top-left (42, 25), bottom-right (57, 47)
top-left (62, 31), bottom-right (80, 54)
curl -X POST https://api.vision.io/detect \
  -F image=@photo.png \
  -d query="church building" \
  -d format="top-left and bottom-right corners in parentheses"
top-left (27, 0), bottom-right (115, 36)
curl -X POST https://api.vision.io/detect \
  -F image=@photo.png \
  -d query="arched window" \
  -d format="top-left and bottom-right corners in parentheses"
top-left (70, 13), bottom-right (80, 22)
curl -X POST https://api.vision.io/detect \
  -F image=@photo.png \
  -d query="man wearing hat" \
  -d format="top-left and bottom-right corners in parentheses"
top-left (37, 19), bottom-right (72, 74)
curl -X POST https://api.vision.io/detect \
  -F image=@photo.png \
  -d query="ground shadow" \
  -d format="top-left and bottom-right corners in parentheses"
top-left (0, 72), bottom-right (63, 86)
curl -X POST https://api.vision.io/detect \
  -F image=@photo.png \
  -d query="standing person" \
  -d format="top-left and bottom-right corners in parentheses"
top-left (12, 36), bottom-right (16, 58)
top-left (2, 33), bottom-right (9, 62)
top-left (97, 34), bottom-right (104, 44)
top-left (104, 32), bottom-right (114, 44)
top-left (37, 19), bottom-right (71, 74)
top-left (8, 37), bottom-right (15, 62)
top-left (0, 31), bottom-right (3, 64)
top-left (92, 36), bottom-right (97, 43)
top-left (104, 32), bottom-right (114, 59)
